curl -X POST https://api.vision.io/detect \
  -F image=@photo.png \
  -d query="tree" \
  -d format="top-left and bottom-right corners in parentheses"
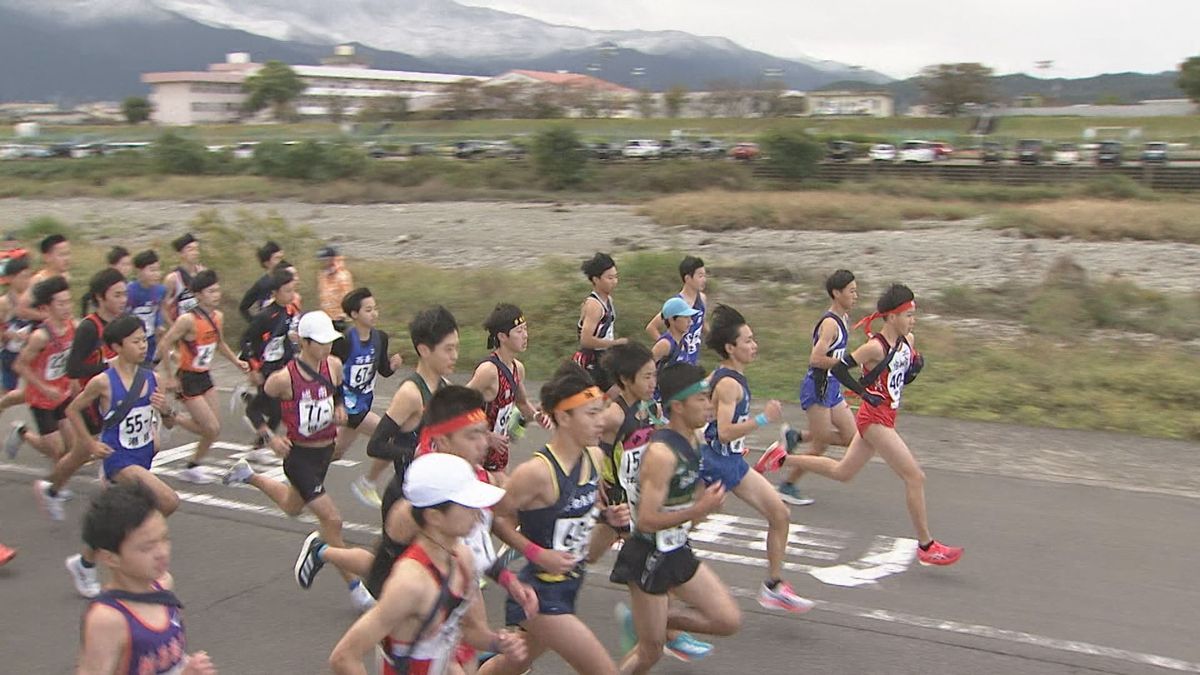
top-left (531, 126), bottom-right (587, 190)
top-left (121, 96), bottom-right (152, 125)
top-left (152, 132), bottom-right (208, 175)
top-left (1177, 56), bottom-right (1200, 104)
top-left (664, 85), bottom-right (688, 118)
top-left (358, 96), bottom-right (410, 122)
top-left (447, 79), bottom-right (483, 119)
top-left (636, 90), bottom-right (656, 119)
top-left (242, 60), bottom-right (306, 121)
top-left (917, 63), bottom-right (995, 116)
top-left (759, 129), bottom-right (822, 180)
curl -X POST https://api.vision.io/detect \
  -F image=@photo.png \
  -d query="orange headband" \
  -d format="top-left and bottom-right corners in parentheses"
top-left (853, 300), bottom-right (916, 336)
top-left (554, 386), bottom-right (603, 413)
top-left (418, 409), bottom-right (487, 454)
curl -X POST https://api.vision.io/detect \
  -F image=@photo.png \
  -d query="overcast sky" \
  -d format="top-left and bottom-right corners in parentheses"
top-left (460, 0), bottom-right (1198, 78)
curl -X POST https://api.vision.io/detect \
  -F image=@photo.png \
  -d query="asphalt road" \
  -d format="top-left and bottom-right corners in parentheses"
top-left (1, 364), bottom-right (1197, 675)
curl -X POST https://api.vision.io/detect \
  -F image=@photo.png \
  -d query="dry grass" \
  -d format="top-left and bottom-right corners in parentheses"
top-left (640, 190), bottom-right (978, 232)
top-left (991, 199), bottom-right (1200, 243)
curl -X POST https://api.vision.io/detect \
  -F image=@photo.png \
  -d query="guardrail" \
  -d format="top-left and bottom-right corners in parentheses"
top-left (753, 162), bottom-right (1200, 191)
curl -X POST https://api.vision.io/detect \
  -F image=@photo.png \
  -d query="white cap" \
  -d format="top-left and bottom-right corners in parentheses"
top-left (297, 311), bottom-right (341, 344)
top-left (404, 453), bottom-right (505, 509)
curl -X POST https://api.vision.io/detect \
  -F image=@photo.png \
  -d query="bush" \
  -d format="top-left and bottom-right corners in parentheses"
top-left (152, 132), bottom-right (210, 175)
top-left (16, 215), bottom-right (73, 240)
top-left (532, 126), bottom-right (587, 190)
top-left (252, 141), bottom-right (368, 181)
top-left (758, 129), bottom-right (823, 180)
top-left (1076, 174), bottom-right (1155, 200)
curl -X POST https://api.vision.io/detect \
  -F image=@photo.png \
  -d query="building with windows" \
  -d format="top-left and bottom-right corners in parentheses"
top-left (804, 90), bottom-right (894, 117)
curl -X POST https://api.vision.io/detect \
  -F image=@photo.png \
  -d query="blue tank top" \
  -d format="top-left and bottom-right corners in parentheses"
top-left (703, 367), bottom-right (750, 456)
top-left (518, 446), bottom-right (600, 580)
top-left (341, 327), bottom-right (380, 415)
top-left (806, 311), bottom-right (849, 376)
top-left (126, 281), bottom-right (166, 339)
top-left (652, 332), bottom-right (688, 403)
top-left (679, 293), bottom-right (705, 365)
top-left (91, 584), bottom-right (187, 675)
top-left (100, 367), bottom-right (158, 463)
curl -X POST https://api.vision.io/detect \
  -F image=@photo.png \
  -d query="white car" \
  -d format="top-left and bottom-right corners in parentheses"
top-left (622, 139), bottom-right (662, 159)
top-left (868, 143), bottom-right (897, 162)
top-left (1053, 143), bottom-right (1079, 165)
top-left (898, 140), bottom-right (935, 163)
top-left (233, 142), bottom-right (259, 160)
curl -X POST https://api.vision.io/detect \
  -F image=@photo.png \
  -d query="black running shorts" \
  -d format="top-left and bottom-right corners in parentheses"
top-left (283, 443), bottom-right (335, 503)
top-left (609, 536), bottom-right (700, 595)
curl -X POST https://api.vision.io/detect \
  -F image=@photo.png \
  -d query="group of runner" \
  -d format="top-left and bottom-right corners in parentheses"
top-left (0, 233), bottom-right (962, 674)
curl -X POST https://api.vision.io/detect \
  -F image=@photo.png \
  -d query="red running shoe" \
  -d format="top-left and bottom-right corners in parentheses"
top-left (917, 540), bottom-right (963, 566)
top-left (0, 543), bottom-right (16, 567)
top-left (753, 442), bottom-right (787, 474)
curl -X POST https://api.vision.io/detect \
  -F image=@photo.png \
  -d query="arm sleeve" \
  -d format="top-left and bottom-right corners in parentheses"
top-left (830, 356), bottom-right (873, 400)
top-left (239, 311), bottom-right (269, 365)
top-left (367, 413), bottom-right (409, 462)
top-left (330, 332), bottom-right (350, 363)
top-left (376, 331), bottom-right (395, 378)
top-left (66, 320), bottom-right (105, 380)
top-left (238, 277), bottom-right (268, 323)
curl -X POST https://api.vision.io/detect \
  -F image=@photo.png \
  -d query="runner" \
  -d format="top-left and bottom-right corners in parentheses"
top-left (650, 297), bottom-right (699, 397)
top-left (611, 362), bottom-right (741, 674)
top-left (16, 233), bottom-right (72, 322)
top-left (644, 255), bottom-right (707, 365)
top-left (0, 254), bottom-right (34, 414)
top-left (82, 247), bottom-right (131, 315)
top-left (478, 362), bottom-right (622, 675)
top-left (239, 267), bottom-right (299, 458)
top-left (573, 252), bottom-right (625, 395)
top-left (76, 482), bottom-right (217, 675)
top-left (367, 306), bottom-right (457, 519)
top-left (758, 284), bottom-right (964, 566)
top-left (328, 452), bottom-right (527, 675)
top-left (125, 250), bottom-right (167, 365)
top-left (700, 304), bottom-right (815, 612)
top-left (238, 240), bottom-right (284, 322)
top-left (316, 246), bottom-right (354, 332)
top-left (466, 303), bottom-right (546, 475)
top-left (64, 315), bottom-right (181, 599)
top-left (157, 270), bottom-right (249, 484)
top-left (773, 269), bottom-right (859, 506)
top-left (162, 233), bottom-right (204, 322)
top-left (223, 310), bottom-right (374, 611)
top-left (330, 288), bottom-right (403, 507)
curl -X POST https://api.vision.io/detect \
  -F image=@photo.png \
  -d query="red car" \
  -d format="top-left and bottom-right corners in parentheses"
top-left (731, 142), bottom-right (760, 161)
top-left (930, 142), bottom-right (954, 160)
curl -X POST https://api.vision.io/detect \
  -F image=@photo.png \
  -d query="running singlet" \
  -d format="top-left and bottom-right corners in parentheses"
top-left (341, 327), bottom-right (379, 415)
top-left (678, 293), bottom-right (706, 365)
top-left (2, 314), bottom-right (31, 355)
top-left (89, 584), bottom-right (187, 675)
top-left (100, 367), bottom-right (158, 475)
top-left (863, 334), bottom-right (913, 411)
top-left (79, 314), bottom-right (117, 386)
top-left (381, 543), bottom-right (472, 675)
top-left (127, 281), bottom-right (165, 358)
top-left (179, 309), bottom-right (220, 373)
top-left (702, 368), bottom-right (751, 456)
top-left (281, 359), bottom-right (338, 444)
top-left (26, 322), bottom-right (74, 409)
top-left (518, 446), bottom-right (600, 580)
top-left (806, 311), bottom-right (849, 389)
top-left (574, 291), bottom-right (615, 366)
top-left (614, 398), bottom-right (656, 506)
top-left (483, 353), bottom-right (520, 438)
top-left (171, 267), bottom-right (198, 317)
top-left (630, 428), bottom-right (701, 552)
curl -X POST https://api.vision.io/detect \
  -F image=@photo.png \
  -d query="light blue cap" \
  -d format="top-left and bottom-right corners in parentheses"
top-left (662, 297), bottom-right (700, 319)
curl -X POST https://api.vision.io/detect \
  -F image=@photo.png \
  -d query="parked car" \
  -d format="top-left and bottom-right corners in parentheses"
top-left (481, 141), bottom-right (524, 159)
top-left (730, 142), bottom-right (760, 161)
top-left (868, 143), bottom-right (896, 162)
top-left (1141, 141), bottom-right (1169, 165)
top-left (1096, 141), bottom-right (1123, 166)
top-left (898, 140), bottom-right (935, 163)
top-left (659, 139), bottom-right (692, 159)
top-left (1053, 142), bottom-right (1080, 165)
top-left (232, 142), bottom-right (259, 160)
top-left (929, 141), bottom-right (954, 160)
top-left (454, 140), bottom-right (489, 159)
top-left (980, 141), bottom-right (1004, 164)
top-left (622, 139), bottom-right (662, 159)
top-left (826, 140), bottom-right (856, 162)
top-left (1015, 139), bottom-right (1044, 165)
top-left (694, 139), bottom-right (726, 159)
top-left (587, 142), bottom-right (616, 160)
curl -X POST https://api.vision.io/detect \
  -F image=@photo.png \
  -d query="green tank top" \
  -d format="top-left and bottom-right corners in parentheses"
top-left (631, 428), bottom-right (701, 550)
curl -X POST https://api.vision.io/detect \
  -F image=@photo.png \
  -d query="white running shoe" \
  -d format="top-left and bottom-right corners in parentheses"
top-left (245, 448), bottom-right (279, 465)
top-left (66, 554), bottom-right (102, 598)
top-left (349, 581), bottom-right (376, 613)
top-left (350, 476), bottom-right (382, 508)
top-left (222, 459), bottom-right (254, 486)
top-left (758, 580), bottom-right (816, 613)
top-left (177, 466), bottom-right (216, 485)
top-left (5, 421), bottom-right (25, 459)
top-left (34, 480), bottom-right (66, 521)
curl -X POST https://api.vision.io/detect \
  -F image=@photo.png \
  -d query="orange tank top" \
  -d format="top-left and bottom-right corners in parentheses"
top-left (179, 309), bottom-right (221, 373)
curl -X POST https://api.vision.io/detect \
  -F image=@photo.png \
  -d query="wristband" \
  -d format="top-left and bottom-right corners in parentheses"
top-left (522, 542), bottom-right (544, 562)
top-left (754, 413), bottom-right (769, 427)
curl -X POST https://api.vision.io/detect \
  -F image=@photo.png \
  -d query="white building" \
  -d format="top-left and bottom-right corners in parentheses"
top-left (804, 90), bottom-right (894, 117)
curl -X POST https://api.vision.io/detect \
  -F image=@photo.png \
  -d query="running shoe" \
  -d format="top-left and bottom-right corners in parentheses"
top-left (753, 441), bottom-right (787, 474)
top-left (66, 554), bottom-right (101, 598)
top-left (5, 421), bottom-right (25, 459)
top-left (246, 448), bottom-right (280, 465)
top-left (0, 543), bottom-right (16, 567)
top-left (350, 475), bottom-right (382, 508)
top-left (34, 480), bottom-right (65, 521)
top-left (230, 382), bottom-right (253, 413)
top-left (177, 465), bottom-right (215, 485)
top-left (664, 633), bottom-right (713, 662)
top-left (294, 531), bottom-right (326, 589)
top-left (778, 483), bottom-right (815, 507)
top-left (782, 423), bottom-right (804, 452)
top-left (222, 459), bottom-right (254, 486)
top-left (615, 602), bottom-right (635, 655)
top-left (349, 580), bottom-right (376, 613)
top-left (917, 540), bottom-right (964, 566)
top-left (758, 581), bottom-right (815, 613)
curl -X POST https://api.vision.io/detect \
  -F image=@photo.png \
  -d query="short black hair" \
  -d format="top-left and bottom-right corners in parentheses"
top-left (269, 267), bottom-right (295, 292)
top-left (659, 362), bottom-right (708, 410)
top-left (171, 233), bottom-right (197, 252)
top-left (107, 246), bottom-right (131, 266)
top-left (825, 269), bottom-right (855, 298)
top-left (190, 269), bottom-right (218, 293)
top-left (256, 241), bottom-right (282, 266)
top-left (410, 305), bottom-right (458, 353)
top-left (132, 250), bottom-right (159, 269)
top-left (39, 233), bottom-right (67, 254)
top-left (4, 255), bottom-right (30, 277)
top-left (82, 481), bottom-right (159, 554)
top-left (342, 287), bottom-right (372, 318)
top-left (877, 283), bottom-right (915, 314)
top-left (484, 303), bottom-right (524, 350)
top-left (705, 304), bottom-right (747, 359)
top-left (103, 314), bottom-right (144, 348)
top-left (679, 255), bottom-right (705, 281)
top-left (31, 275), bottom-right (69, 308)
top-left (539, 361), bottom-right (595, 414)
top-left (581, 252), bottom-right (616, 281)
top-left (424, 385), bottom-right (485, 428)
top-left (410, 502), bottom-right (454, 528)
top-left (87, 268), bottom-right (126, 304)
top-left (601, 342), bottom-right (654, 391)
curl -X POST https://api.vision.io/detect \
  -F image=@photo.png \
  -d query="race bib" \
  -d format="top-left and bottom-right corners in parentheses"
top-left (193, 343), bottom-right (216, 369)
top-left (5, 325), bottom-right (30, 353)
top-left (603, 322), bottom-right (615, 341)
top-left (178, 296), bottom-right (198, 314)
top-left (885, 349), bottom-right (911, 409)
top-left (494, 403), bottom-right (516, 437)
top-left (348, 363), bottom-right (375, 394)
top-left (618, 445), bottom-right (646, 502)
top-left (551, 509), bottom-right (597, 558)
top-left (263, 336), bottom-right (285, 362)
top-left (463, 513), bottom-right (496, 573)
top-left (683, 330), bottom-right (702, 356)
top-left (656, 522), bottom-right (691, 552)
top-left (133, 306), bottom-right (158, 334)
top-left (298, 397), bottom-right (334, 436)
top-left (44, 351), bottom-right (68, 380)
top-left (119, 405), bottom-right (155, 449)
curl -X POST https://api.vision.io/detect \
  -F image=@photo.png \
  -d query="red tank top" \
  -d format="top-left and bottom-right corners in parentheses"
top-left (862, 334), bottom-right (914, 411)
top-left (381, 542), bottom-right (471, 675)
top-left (281, 359), bottom-right (338, 444)
top-left (27, 320), bottom-right (75, 409)
top-left (483, 353), bottom-right (519, 435)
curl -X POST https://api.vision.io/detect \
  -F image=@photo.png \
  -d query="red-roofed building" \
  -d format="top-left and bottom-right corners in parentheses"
top-left (485, 69), bottom-right (639, 117)
top-left (490, 69), bottom-right (638, 96)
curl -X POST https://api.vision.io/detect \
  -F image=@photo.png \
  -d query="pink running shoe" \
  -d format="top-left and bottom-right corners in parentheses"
top-left (917, 540), bottom-right (964, 566)
top-left (753, 442), bottom-right (787, 474)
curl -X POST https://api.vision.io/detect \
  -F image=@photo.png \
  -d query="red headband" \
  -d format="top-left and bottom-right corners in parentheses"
top-left (417, 409), bottom-right (487, 455)
top-left (852, 300), bottom-right (916, 336)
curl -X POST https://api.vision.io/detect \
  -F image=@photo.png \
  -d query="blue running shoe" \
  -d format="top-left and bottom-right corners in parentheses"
top-left (615, 602), bottom-right (635, 655)
top-left (664, 633), bottom-right (713, 662)
top-left (778, 482), bottom-right (815, 506)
